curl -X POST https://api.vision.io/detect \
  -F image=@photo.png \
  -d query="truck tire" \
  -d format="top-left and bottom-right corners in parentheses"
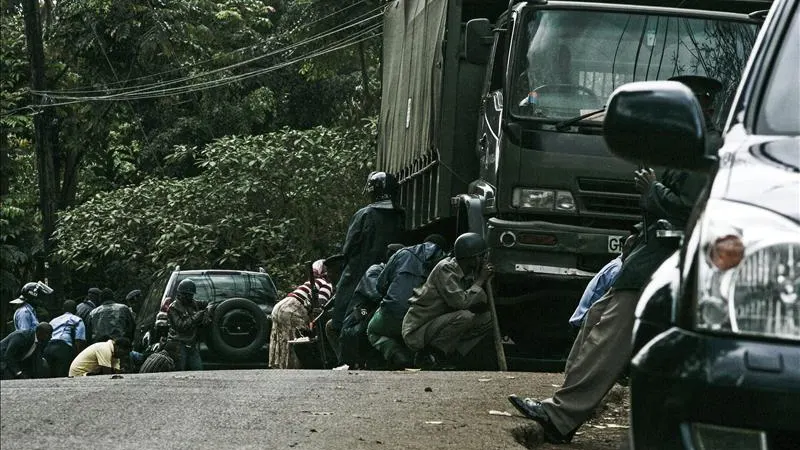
top-left (208, 297), bottom-right (268, 361)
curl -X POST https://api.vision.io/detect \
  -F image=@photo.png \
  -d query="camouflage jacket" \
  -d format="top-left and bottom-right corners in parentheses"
top-left (88, 301), bottom-right (136, 342)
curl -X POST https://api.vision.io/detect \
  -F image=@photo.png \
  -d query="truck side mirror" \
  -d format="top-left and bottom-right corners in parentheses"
top-left (465, 18), bottom-right (493, 65)
top-left (604, 81), bottom-right (714, 171)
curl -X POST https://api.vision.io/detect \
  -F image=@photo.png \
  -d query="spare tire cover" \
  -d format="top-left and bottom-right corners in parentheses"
top-left (208, 297), bottom-right (268, 361)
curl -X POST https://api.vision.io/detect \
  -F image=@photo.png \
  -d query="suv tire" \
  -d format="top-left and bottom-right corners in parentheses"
top-left (209, 297), bottom-right (268, 361)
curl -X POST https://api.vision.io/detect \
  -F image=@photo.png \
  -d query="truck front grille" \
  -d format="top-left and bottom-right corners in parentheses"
top-left (577, 177), bottom-right (640, 216)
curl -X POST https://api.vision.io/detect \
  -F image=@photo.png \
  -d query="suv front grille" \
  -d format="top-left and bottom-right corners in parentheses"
top-left (577, 177), bottom-right (640, 216)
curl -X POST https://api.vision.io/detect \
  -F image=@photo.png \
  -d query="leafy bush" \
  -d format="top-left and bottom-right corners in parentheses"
top-left (56, 120), bottom-right (377, 293)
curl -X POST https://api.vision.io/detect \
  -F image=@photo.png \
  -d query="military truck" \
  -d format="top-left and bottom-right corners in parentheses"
top-left (377, 0), bottom-right (763, 367)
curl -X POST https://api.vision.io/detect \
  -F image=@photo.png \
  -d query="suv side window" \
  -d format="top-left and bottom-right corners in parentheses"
top-left (756, 10), bottom-right (799, 135)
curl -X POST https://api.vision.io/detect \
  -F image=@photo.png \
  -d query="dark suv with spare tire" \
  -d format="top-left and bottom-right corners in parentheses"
top-left (136, 268), bottom-right (279, 369)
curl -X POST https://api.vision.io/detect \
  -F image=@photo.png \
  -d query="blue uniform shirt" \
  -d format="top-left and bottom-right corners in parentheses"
top-left (49, 312), bottom-right (87, 347)
top-left (13, 303), bottom-right (39, 331)
top-left (569, 256), bottom-right (623, 328)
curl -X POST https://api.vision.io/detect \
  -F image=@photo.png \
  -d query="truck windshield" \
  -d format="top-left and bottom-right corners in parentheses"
top-left (511, 8), bottom-right (758, 128)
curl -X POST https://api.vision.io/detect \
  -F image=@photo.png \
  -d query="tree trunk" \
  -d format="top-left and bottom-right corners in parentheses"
top-left (22, 0), bottom-right (62, 293)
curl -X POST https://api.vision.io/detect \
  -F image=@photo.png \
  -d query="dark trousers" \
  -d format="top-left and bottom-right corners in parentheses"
top-left (367, 308), bottom-right (413, 368)
top-left (176, 344), bottom-right (203, 371)
top-left (1, 354), bottom-right (48, 379)
top-left (44, 339), bottom-right (75, 378)
top-left (541, 289), bottom-right (640, 434)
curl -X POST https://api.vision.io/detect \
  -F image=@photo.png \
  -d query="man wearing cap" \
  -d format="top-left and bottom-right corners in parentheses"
top-left (76, 287), bottom-right (101, 326)
top-left (43, 300), bottom-right (87, 377)
top-left (507, 75), bottom-right (723, 444)
top-left (123, 289), bottom-right (142, 318)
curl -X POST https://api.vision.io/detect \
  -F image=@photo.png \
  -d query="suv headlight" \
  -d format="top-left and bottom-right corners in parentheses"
top-left (512, 187), bottom-right (576, 212)
top-left (695, 201), bottom-right (800, 341)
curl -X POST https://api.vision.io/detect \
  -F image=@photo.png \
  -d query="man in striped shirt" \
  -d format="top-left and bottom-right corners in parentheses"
top-left (43, 300), bottom-right (87, 377)
top-left (268, 260), bottom-right (333, 368)
top-left (139, 340), bottom-right (181, 373)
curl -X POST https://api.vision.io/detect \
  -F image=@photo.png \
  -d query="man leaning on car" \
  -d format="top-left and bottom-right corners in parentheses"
top-left (507, 75), bottom-right (724, 444)
top-left (167, 279), bottom-right (216, 371)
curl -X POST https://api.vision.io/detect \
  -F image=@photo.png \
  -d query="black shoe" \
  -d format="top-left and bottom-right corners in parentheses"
top-left (413, 350), bottom-right (437, 370)
top-left (507, 395), bottom-right (576, 444)
top-left (388, 349), bottom-right (414, 370)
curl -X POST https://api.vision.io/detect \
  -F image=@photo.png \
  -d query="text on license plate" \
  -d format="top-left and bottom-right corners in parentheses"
top-left (607, 235), bottom-right (625, 253)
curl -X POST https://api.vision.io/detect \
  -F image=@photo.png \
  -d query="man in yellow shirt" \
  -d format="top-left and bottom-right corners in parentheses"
top-left (68, 337), bottom-right (131, 377)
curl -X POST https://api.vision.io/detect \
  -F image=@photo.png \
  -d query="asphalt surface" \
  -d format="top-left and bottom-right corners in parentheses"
top-left (0, 370), bottom-right (628, 450)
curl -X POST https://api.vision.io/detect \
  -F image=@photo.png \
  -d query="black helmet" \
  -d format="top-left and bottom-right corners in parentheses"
top-left (177, 279), bottom-right (196, 296)
top-left (454, 233), bottom-right (487, 260)
top-left (365, 171), bottom-right (398, 202)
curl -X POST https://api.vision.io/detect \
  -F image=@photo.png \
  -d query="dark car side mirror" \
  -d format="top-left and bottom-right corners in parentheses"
top-left (464, 18), bottom-right (493, 65)
top-left (604, 81), bottom-right (715, 171)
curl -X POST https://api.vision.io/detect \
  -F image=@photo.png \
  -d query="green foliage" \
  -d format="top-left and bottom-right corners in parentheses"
top-left (3, 0), bottom-right (383, 301)
top-left (1, 8), bottom-right (39, 308)
top-left (56, 120), bottom-right (377, 290)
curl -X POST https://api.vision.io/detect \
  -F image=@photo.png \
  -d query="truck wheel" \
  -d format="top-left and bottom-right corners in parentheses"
top-left (208, 297), bottom-right (268, 361)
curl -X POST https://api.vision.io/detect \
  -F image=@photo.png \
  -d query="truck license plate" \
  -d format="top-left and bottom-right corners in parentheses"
top-left (608, 235), bottom-right (625, 253)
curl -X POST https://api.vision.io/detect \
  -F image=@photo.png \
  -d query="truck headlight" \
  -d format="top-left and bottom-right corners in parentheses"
top-left (695, 201), bottom-right (800, 341)
top-left (512, 188), bottom-right (576, 212)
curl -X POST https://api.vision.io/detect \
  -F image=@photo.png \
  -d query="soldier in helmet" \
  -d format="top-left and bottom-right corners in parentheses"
top-left (402, 233), bottom-right (494, 369)
top-left (166, 279), bottom-right (215, 371)
top-left (327, 171), bottom-right (405, 363)
top-left (10, 282), bottom-right (53, 332)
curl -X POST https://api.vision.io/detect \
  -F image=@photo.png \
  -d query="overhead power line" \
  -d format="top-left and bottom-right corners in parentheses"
top-left (34, 0), bottom-right (376, 95)
top-left (3, 26), bottom-right (383, 115)
top-left (32, 3), bottom-right (385, 98)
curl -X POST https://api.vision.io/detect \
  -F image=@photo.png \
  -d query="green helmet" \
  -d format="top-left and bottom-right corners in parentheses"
top-left (177, 279), bottom-right (196, 295)
top-left (454, 232), bottom-right (487, 260)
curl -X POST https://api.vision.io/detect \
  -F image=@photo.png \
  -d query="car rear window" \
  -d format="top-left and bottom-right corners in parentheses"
top-left (176, 273), bottom-right (278, 305)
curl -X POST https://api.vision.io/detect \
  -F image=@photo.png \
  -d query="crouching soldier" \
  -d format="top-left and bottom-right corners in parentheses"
top-left (367, 235), bottom-right (448, 369)
top-left (402, 232), bottom-right (493, 369)
top-left (339, 243), bottom-right (404, 369)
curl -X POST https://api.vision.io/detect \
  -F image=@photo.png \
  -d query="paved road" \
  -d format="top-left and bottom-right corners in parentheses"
top-left (1, 370), bottom-right (626, 449)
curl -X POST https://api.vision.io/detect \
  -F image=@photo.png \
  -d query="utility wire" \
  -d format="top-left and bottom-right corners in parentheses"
top-left (33, 3), bottom-right (384, 97)
top-left (40, 21), bottom-right (382, 102)
top-left (33, 10), bottom-right (383, 100)
top-left (94, 25), bottom-right (383, 102)
top-left (3, 26), bottom-right (383, 115)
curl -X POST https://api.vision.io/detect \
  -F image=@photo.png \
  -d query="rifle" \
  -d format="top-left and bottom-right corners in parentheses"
top-left (485, 279), bottom-right (507, 371)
